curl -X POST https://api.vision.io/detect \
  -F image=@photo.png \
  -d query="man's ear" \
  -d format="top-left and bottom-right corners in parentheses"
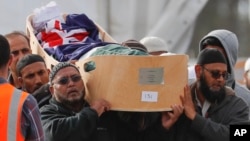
top-left (47, 69), bottom-right (50, 75)
top-left (194, 65), bottom-right (202, 80)
top-left (8, 54), bottom-right (13, 68)
top-left (18, 76), bottom-right (23, 85)
top-left (49, 85), bottom-right (54, 96)
top-left (243, 71), bottom-right (248, 84)
top-left (18, 76), bottom-right (25, 91)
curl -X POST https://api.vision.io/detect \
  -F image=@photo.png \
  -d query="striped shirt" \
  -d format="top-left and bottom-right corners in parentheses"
top-left (22, 95), bottom-right (45, 141)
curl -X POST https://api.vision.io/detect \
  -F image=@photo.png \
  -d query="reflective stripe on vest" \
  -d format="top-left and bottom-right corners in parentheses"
top-left (0, 83), bottom-right (28, 141)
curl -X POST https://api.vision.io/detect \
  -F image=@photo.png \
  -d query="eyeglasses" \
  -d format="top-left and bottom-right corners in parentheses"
top-left (202, 66), bottom-right (229, 80)
top-left (11, 48), bottom-right (30, 56)
top-left (54, 75), bottom-right (82, 85)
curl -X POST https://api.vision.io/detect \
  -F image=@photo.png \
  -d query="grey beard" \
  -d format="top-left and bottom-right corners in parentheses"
top-left (59, 95), bottom-right (85, 112)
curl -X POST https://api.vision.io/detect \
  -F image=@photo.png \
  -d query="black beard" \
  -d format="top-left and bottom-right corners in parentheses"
top-left (198, 73), bottom-right (226, 103)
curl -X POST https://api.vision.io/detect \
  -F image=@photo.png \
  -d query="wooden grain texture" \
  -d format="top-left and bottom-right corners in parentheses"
top-left (78, 55), bottom-right (188, 111)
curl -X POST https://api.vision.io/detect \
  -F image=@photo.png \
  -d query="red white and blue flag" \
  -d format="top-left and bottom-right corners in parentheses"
top-left (36, 13), bottom-right (111, 61)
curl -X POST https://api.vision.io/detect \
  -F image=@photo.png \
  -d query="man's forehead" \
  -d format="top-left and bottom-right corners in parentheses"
top-left (21, 62), bottom-right (47, 74)
top-left (11, 46), bottom-right (30, 51)
top-left (55, 67), bottom-right (79, 76)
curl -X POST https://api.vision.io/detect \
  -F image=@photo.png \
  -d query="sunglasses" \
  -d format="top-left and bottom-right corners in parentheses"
top-left (54, 75), bottom-right (82, 85)
top-left (11, 48), bottom-right (30, 56)
top-left (202, 66), bottom-right (229, 80)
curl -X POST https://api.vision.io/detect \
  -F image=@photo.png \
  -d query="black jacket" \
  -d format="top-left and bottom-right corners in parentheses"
top-left (40, 98), bottom-right (100, 141)
top-left (165, 83), bottom-right (249, 141)
top-left (32, 83), bottom-right (51, 108)
top-left (40, 97), bottom-right (169, 141)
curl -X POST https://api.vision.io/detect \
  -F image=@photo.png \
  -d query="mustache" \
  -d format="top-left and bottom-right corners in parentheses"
top-left (67, 88), bottom-right (79, 93)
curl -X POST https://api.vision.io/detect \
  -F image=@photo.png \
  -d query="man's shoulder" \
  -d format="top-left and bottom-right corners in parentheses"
top-left (32, 83), bottom-right (51, 107)
top-left (23, 94), bottom-right (39, 109)
top-left (40, 98), bottom-right (56, 110)
top-left (39, 98), bottom-right (66, 115)
top-left (234, 83), bottom-right (250, 105)
top-left (235, 83), bottom-right (250, 94)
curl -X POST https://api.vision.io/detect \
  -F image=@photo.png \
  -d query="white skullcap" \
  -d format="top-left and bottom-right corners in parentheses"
top-left (140, 36), bottom-right (168, 53)
top-left (244, 58), bottom-right (250, 72)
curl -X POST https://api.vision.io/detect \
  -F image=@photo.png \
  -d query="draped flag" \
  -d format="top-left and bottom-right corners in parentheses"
top-left (36, 13), bottom-right (111, 61)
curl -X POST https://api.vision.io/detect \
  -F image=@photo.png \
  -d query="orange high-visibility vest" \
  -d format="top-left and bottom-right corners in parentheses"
top-left (0, 83), bottom-right (29, 141)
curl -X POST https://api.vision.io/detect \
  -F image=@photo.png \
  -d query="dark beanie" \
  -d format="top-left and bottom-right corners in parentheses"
top-left (49, 62), bottom-right (79, 83)
top-left (16, 54), bottom-right (45, 76)
top-left (197, 48), bottom-right (227, 65)
top-left (121, 39), bottom-right (148, 53)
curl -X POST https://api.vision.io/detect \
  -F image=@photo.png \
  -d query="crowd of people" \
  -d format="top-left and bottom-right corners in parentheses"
top-left (1, 28), bottom-right (250, 141)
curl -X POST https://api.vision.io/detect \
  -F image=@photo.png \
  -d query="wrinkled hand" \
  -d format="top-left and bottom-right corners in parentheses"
top-left (180, 85), bottom-right (196, 120)
top-left (90, 99), bottom-right (110, 117)
top-left (161, 104), bottom-right (183, 130)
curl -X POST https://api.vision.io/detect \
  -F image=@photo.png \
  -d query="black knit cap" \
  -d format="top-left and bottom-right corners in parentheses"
top-left (197, 48), bottom-right (227, 65)
top-left (49, 62), bottom-right (80, 83)
top-left (16, 54), bottom-right (45, 76)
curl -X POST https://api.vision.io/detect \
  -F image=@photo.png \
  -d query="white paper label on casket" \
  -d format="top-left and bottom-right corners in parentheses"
top-left (141, 91), bottom-right (158, 102)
